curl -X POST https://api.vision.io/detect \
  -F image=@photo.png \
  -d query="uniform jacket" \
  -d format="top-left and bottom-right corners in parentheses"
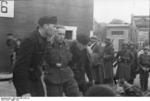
top-left (103, 44), bottom-right (114, 79)
top-left (91, 41), bottom-right (104, 66)
top-left (130, 49), bottom-right (138, 77)
top-left (116, 49), bottom-right (133, 81)
top-left (44, 40), bottom-right (74, 84)
top-left (138, 53), bottom-right (150, 72)
top-left (13, 29), bottom-right (47, 96)
top-left (69, 41), bottom-right (94, 84)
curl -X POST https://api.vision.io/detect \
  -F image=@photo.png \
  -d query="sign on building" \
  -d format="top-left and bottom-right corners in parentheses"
top-left (0, 0), bottom-right (14, 18)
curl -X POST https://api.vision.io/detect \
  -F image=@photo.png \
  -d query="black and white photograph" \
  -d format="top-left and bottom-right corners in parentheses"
top-left (0, 0), bottom-right (149, 99)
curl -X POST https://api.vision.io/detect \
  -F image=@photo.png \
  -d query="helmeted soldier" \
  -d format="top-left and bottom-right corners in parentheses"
top-left (103, 38), bottom-right (114, 85)
top-left (128, 43), bottom-right (138, 84)
top-left (43, 26), bottom-right (81, 96)
top-left (116, 42), bottom-right (133, 82)
top-left (138, 46), bottom-right (150, 91)
top-left (87, 36), bottom-right (104, 84)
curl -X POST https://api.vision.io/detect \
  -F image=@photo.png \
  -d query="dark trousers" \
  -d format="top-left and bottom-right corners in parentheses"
top-left (128, 66), bottom-right (137, 84)
top-left (45, 78), bottom-right (82, 96)
top-left (103, 78), bottom-right (114, 85)
top-left (139, 70), bottom-right (149, 91)
top-left (16, 80), bottom-right (45, 96)
top-left (93, 65), bottom-right (104, 84)
top-left (30, 80), bottom-right (45, 96)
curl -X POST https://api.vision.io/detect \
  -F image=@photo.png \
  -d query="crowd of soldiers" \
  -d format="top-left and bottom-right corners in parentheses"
top-left (7, 16), bottom-right (150, 96)
top-left (88, 36), bottom-right (150, 94)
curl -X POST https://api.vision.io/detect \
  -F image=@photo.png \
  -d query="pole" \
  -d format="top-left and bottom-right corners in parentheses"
top-left (149, 0), bottom-right (150, 46)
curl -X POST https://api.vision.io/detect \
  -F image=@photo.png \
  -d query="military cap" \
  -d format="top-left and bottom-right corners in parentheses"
top-left (143, 46), bottom-right (149, 50)
top-left (90, 35), bottom-right (97, 40)
top-left (38, 16), bottom-right (57, 27)
top-left (6, 33), bottom-right (14, 36)
top-left (77, 33), bottom-right (90, 45)
top-left (104, 38), bottom-right (111, 44)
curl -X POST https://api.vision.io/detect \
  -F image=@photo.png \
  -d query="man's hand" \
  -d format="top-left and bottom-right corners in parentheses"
top-left (89, 80), bottom-right (95, 86)
top-left (22, 93), bottom-right (31, 97)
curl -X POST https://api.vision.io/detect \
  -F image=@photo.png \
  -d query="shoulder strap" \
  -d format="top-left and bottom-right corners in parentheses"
top-left (91, 42), bottom-right (97, 50)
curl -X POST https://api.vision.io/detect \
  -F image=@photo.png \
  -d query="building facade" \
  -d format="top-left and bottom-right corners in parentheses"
top-left (106, 24), bottom-right (133, 51)
top-left (131, 15), bottom-right (150, 47)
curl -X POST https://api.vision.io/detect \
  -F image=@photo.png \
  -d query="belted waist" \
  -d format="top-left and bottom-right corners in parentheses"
top-left (119, 59), bottom-right (130, 64)
top-left (48, 63), bottom-right (67, 68)
top-left (44, 63), bottom-right (68, 73)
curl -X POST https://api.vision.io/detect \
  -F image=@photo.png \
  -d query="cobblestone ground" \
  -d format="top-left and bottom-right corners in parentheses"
top-left (0, 74), bottom-right (150, 96)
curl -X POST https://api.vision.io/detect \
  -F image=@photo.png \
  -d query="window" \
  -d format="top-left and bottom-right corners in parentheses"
top-left (111, 31), bottom-right (124, 35)
top-left (119, 39), bottom-right (125, 50)
top-left (65, 30), bottom-right (73, 40)
top-left (64, 26), bottom-right (77, 40)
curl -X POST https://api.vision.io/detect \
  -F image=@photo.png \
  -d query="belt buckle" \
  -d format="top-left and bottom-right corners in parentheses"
top-left (56, 63), bottom-right (62, 68)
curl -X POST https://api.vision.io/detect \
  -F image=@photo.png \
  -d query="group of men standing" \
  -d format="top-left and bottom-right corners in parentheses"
top-left (13, 16), bottom-right (96, 96)
top-left (115, 42), bottom-right (150, 92)
top-left (88, 35), bottom-right (150, 92)
top-left (88, 37), bottom-right (114, 86)
top-left (12, 16), bottom-right (150, 97)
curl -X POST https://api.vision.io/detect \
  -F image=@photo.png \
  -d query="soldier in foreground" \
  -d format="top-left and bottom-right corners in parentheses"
top-left (69, 34), bottom-right (94, 95)
top-left (43, 26), bottom-right (81, 96)
top-left (13, 16), bottom-right (58, 96)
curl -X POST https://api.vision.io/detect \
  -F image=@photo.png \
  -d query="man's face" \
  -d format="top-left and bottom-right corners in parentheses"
top-left (90, 38), bottom-right (97, 44)
top-left (43, 24), bottom-right (57, 38)
top-left (53, 27), bottom-right (65, 42)
top-left (7, 35), bottom-right (14, 39)
top-left (77, 41), bottom-right (86, 50)
top-left (55, 32), bottom-right (65, 43)
top-left (144, 49), bottom-right (148, 54)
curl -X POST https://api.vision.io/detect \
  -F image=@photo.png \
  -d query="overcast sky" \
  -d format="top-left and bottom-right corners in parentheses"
top-left (94, 0), bottom-right (150, 23)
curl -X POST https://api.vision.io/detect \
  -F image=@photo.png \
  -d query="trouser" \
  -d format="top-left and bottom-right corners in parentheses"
top-left (139, 70), bottom-right (149, 91)
top-left (103, 78), bottom-right (114, 86)
top-left (44, 78), bottom-right (82, 96)
top-left (16, 79), bottom-right (45, 96)
top-left (93, 65), bottom-right (104, 84)
top-left (104, 78), bottom-right (113, 84)
top-left (30, 80), bottom-right (45, 96)
top-left (128, 66), bottom-right (137, 84)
